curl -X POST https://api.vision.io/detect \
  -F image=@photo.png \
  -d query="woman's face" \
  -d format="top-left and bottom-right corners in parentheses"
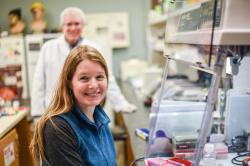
top-left (71, 59), bottom-right (108, 109)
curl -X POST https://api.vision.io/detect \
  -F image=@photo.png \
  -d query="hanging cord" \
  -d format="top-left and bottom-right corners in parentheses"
top-left (231, 151), bottom-right (250, 165)
top-left (129, 156), bottom-right (147, 166)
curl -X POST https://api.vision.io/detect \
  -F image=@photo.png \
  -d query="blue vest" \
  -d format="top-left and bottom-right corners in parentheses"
top-left (59, 105), bottom-right (116, 166)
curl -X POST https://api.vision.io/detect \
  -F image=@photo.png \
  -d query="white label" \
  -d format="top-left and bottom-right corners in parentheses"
top-left (4, 76), bottom-right (17, 85)
top-left (3, 142), bottom-right (15, 166)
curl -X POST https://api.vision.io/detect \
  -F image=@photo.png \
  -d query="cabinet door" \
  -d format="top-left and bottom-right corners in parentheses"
top-left (0, 129), bottom-right (19, 166)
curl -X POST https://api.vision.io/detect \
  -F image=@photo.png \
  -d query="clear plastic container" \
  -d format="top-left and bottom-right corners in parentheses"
top-left (202, 143), bottom-right (216, 166)
top-left (150, 100), bottom-right (206, 138)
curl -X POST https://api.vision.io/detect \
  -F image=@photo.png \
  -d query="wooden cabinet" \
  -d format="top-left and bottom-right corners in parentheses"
top-left (0, 110), bottom-right (33, 166)
top-left (0, 129), bottom-right (19, 166)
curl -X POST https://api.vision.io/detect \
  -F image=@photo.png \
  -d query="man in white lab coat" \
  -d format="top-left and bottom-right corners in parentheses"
top-left (31, 7), bottom-right (136, 116)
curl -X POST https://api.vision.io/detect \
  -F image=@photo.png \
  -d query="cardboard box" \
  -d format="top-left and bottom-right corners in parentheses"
top-left (0, 129), bottom-right (19, 166)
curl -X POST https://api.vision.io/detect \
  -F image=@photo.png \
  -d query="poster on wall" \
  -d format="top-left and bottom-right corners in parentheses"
top-left (0, 36), bottom-right (28, 99)
top-left (85, 12), bottom-right (130, 48)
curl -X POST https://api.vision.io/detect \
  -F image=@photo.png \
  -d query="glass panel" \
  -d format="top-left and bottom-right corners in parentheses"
top-left (145, 0), bottom-right (217, 161)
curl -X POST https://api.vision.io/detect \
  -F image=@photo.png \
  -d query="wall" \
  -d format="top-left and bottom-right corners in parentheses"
top-left (0, 0), bottom-right (151, 77)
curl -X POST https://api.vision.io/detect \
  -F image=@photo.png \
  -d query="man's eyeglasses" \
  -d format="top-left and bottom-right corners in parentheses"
top-left (64, 22), bottom-right (82, 27)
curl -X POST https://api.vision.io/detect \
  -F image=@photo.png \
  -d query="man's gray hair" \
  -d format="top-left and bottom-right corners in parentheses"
top-left (60, 7), bottom-right (86, 26)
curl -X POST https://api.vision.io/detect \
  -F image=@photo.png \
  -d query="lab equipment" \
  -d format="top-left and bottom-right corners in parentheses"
top-left (159, 0), bottom-right (250, 165)
top-left (224, 89), bottom-right (250, 145)
top-left (147, 100), bottom-right (206, 157)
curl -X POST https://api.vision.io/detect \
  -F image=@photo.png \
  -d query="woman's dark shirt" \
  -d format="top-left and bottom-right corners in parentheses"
top-left (44, 105), bottom-right (116, 166)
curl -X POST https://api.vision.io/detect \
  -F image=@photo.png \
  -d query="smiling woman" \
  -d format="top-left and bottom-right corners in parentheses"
top-left (69, 48), bottom-right (108, 121)
top-left (30, 45), bottom-right (116, 166)
top-left (71, 59), bottom-right (108, 116)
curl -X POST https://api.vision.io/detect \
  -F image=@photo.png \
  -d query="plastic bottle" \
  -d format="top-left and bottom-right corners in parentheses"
top-left (202, 143), bottom-right (216, 166)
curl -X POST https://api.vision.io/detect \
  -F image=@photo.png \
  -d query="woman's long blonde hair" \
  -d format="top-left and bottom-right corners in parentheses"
top-left (30, 45), bottom-right (109, 165)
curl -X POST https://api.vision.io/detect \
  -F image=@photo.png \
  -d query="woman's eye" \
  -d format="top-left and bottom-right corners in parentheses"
top-left (96, 75), bottom-right (105, 80)
top-left (80, 76), bottom-right (89, 81)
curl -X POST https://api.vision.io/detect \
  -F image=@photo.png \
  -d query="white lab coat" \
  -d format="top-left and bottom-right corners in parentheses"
top-left (31, 36), bottom-right (135, 116)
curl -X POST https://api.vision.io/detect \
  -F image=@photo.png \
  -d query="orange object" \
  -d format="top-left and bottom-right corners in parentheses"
top-left (0, 87), bottom-right (18, 100)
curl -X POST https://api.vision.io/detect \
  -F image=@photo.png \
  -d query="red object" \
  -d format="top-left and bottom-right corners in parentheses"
top-left (145, 157), bottom-right (192, 166)
top-left (169, 157), bottom-right (192, 166)
top-left (0, 87), bottom-right (18, 100)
